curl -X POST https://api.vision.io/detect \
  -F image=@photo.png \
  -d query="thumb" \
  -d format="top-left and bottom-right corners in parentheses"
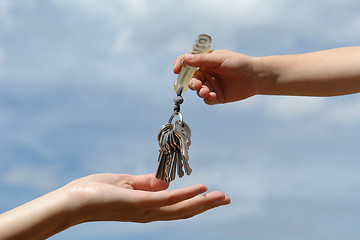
top-left (183, 52), bottom-right (223, 68)
top-left (130, 174), bottom-right (170, 191)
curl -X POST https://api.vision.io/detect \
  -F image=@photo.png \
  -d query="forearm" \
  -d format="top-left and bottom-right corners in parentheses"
top-left (0, 189), bottom-right (75, 240)
top-left (256, 47), bottom-right (360, 96)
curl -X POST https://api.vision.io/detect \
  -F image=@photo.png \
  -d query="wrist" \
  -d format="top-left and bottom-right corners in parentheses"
top-left (0, 188), bottom-right (78, 240)
top-left (40, 188), bottom-right (80, 238)
top-left (57, 183), bottom-right (91, 226)
top-left (252, 56), bottom-right (280, 95)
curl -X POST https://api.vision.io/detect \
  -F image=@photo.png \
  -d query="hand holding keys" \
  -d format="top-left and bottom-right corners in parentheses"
top-left (156, 34), bottom-right (212, 182)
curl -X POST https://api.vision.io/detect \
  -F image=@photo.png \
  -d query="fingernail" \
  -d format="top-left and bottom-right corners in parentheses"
top-left (189, 81), bottom-right (194, 89)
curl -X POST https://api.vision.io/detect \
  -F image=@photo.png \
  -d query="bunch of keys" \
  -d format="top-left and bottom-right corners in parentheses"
top-left (155, 34), bottom-right (212, 182)
top-left (156, 112), bottom-right (192, 182)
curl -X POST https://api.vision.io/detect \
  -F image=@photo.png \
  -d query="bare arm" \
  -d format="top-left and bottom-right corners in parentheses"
top-left (257, 47), bottom-right (360, 97)
top-left (174, 47), bottom-right (360, 104)
top-left (0, 188), bottom-right (73, 240)
top-left (0, 174), bottom-right (230, 240)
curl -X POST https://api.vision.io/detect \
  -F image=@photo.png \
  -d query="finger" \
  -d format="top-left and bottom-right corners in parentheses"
top-left (173, 54), bottom-right (185, 74)
top-left (183, 192), bottom-right (231, 218)
top-left (204, 92), bottom-right (219, 105)
top-left (148, 184), bottom-right (208, 207)
top-left (189, 78), bottom-right (203, 91)
top-left (158, 191), bottom-right (231, 221)
top-left (189, 69), bottom-right (206, 90)
top-left (183, 52), bottom-right (224, 68)
top-left (198, 84), bottom-right (211, 99)
top-left (129, 174), bottom-right (170, 192)
top-left (202, 81), bottom-right (213, 93)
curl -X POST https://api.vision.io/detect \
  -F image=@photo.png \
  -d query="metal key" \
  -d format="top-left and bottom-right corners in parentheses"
top-left (176, 149), bottom-right (185, 178)
top-left (182, 154), bottom-right (192, 176)
top-left (158, 123), bottom-right (172, 151)
top-left (174, 120), bottom-right (191, 160)
top-left (156, 123), bottom-right (175, 181)
top-left (174, 120), bottom-right (192, 175)
top-left (156, 150), bottom-right (167, 180)
top-left (165, 131), bottom-right (175, 182)
top-left (168, 148), bottom-right (177, 182)
top-left (170, 129), bottom-right (185, 178)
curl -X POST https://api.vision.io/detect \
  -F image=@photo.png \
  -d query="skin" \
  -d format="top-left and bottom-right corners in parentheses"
top-left (173, 47), bottom-right (360, 104)
top-left (0, 173), bottom-right (230, 240)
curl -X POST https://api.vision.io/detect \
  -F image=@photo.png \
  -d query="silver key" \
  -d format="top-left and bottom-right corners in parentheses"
top-left (182, 155), bottom-right (192, 175)
top-left (168, 149), bottom-right (177, 182)
top-left (169, 130), bottom-right (185, 178)
top-left (176, 149), bottom-right (185, 178)
top-left (174, 120), bottom-right (191, 160)
top-left (156, 151), bottom-right (167, 180)
top-left (158, 123), bottom-right (172, 151)
top-left (174, 120), bottom-right (192, 175)
top-left (168, 129), bottom-right (183, 181)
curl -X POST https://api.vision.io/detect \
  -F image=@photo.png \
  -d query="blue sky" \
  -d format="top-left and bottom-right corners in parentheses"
top-left (1, 0), bottom-right (360, 239)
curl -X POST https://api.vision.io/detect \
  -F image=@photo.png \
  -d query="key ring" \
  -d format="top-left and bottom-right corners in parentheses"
top-left (168, 112), bottom-right (183, 124)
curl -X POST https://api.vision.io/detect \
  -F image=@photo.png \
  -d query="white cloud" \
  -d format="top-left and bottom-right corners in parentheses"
top-left (180, 149), bottom-right (360, 222)
top-left (126, 0), bottom-right (146, 14)
top-left (2, 164), bottom-right (62, 191)
top-left (221, 94), bottom-right (360, 129)
top-left (263, 96), bottom-right (327, 120)
top-left (51, 0), bottom-right (146, 24)
top-left (220, 95), bottom-right (324, 119)
top-left (0, 0), bottom-right (13, 28)
top-left (111, 28), bottom-right (135, 55)
top-left (4, 0), bottom-right (359, 91)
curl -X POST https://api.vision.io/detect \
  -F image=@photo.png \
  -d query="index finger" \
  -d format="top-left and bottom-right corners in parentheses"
top-left (173, 54), bottom-right (185, 74)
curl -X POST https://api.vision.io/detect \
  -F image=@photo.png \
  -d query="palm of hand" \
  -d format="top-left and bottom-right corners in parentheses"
top-left (62, 173), bottom-right (230, 224)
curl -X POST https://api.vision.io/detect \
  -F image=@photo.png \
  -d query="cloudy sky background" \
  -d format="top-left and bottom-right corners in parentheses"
top-left (1, 0), bottom-right (360, 239)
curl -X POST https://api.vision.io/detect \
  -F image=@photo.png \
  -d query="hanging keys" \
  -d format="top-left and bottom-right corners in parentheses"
top-left (155, 112), bottom-right (192, 182)
top-left (156, 34), bottom-right (211, 182)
